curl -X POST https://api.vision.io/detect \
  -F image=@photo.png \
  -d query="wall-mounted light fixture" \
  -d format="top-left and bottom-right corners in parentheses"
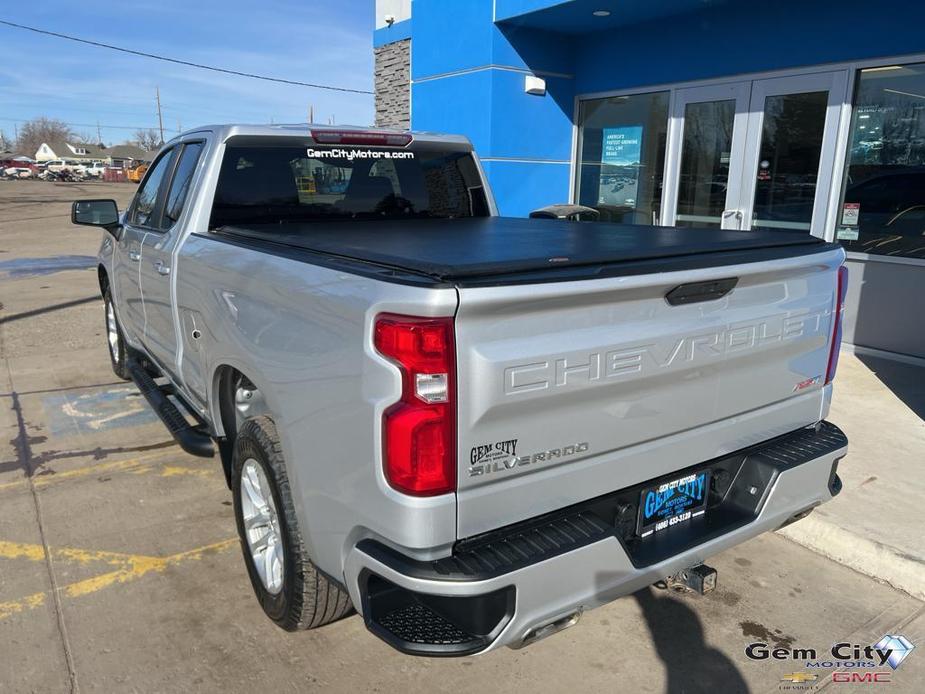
top-left (525, 74), bottom-right (547, 96)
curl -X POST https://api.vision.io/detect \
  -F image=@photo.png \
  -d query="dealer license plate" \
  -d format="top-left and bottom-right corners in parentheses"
top-left (637, 470), bottom-right (710, 538)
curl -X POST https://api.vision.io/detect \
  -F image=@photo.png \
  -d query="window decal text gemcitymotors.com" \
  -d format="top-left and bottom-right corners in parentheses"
top-left (306, 148), bottom-right (415, 160)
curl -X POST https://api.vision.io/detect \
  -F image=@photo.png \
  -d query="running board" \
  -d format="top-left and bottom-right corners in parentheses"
top-left (127, 360), bottom-right (214, 458)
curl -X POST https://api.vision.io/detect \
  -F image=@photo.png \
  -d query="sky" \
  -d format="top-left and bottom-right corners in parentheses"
top-left (0, 0), bottom-right (374, 147)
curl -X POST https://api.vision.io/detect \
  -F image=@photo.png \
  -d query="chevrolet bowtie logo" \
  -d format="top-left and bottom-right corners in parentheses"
top-left (781, 672), bottom-right (818, 684)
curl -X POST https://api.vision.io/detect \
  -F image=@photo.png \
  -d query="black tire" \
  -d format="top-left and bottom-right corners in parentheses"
top-left (231, 416), bottom-right (352, 630)
top-left (103, 289), bottom-right (131, 381)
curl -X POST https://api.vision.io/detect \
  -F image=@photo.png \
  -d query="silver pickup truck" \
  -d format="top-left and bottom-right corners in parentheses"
top-left (72, 124), bottom-right (849, 656)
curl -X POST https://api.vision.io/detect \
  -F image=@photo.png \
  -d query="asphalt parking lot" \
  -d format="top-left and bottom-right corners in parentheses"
top-left (1, 180), bottom-right (923, 693)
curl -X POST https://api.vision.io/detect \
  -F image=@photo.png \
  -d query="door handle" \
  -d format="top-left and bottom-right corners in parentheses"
top-left (128, 251), bottom-right (141, 262)
top-left (721, 209), bottom-right (744, 229)
top-left (154, 261), bottom-right (171, 276)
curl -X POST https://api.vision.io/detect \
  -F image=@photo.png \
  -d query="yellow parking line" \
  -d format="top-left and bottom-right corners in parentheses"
top-left (0, 538), bottom-right (237, 620)
top-left (0, 539), bottom-right (164, 566)
top-left (154, 465), bottom-right (215, 479)
top-left (0, 541), bottom-right (46, 562)
top-left (0, 450), bottom-right (218, 492)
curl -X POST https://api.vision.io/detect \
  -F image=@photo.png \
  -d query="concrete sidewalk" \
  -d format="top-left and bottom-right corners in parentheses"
top-left (778, 352), bottom-right (925, 600)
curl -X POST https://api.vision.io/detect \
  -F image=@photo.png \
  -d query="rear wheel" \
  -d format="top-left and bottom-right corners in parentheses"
top-left (103, 289), bottom-right (130, 380)
top-left (231, 416), bottom-right (352, 630)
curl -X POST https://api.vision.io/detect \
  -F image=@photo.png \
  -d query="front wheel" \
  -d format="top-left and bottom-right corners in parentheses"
top-left (103, 289), bottom-right (130, 380)
top-left (231, 416), bottom-right (352, 630)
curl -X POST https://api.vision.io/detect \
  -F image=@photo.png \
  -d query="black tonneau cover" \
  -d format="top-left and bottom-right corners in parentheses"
top-left (212, 217), bottom-right (834, 287)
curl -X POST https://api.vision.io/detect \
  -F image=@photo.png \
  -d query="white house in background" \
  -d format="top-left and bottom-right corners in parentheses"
top-left (35, 141), bottom-right (150, 168)
top-left (35, 140), bottom-right (102, 163)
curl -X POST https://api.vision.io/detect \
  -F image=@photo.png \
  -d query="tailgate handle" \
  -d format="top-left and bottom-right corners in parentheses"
top-left (666, 278), bottom-right (738, 306)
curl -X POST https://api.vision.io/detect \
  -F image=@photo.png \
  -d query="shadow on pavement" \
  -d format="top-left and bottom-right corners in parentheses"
top-left (856, 353), bottom-right (925, 421)
top-left (0, 295), bottom-right (98, 324)
top-left (634, 586), bottom-right (750, 694)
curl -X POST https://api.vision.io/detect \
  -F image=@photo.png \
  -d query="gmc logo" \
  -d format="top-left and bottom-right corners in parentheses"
top-left (832, 672), bottom-right (891, 683)
top-left (503, 311), bottom-right (827, 396)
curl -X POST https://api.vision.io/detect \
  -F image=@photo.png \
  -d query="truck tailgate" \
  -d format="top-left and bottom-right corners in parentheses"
top-left (454, 247), bottom-right (844, 537)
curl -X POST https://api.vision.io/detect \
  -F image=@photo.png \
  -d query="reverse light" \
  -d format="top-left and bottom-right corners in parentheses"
top-left (825, 265), bottom-right (849, 385)
top-left (374, 314), bottom-right (456, 496)
top-left (311, 129), bottom-right (412, 147)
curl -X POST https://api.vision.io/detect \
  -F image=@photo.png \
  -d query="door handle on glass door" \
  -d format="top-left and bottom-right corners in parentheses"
top-left (154, 261), bottom-right (170, 276)
top-left (722, 209), bottom-right (743, 229)
top-left (128, 251), bottom-right (141, 261)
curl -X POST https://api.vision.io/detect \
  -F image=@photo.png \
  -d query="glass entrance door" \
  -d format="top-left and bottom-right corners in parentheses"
top-left (663, 71), bottom-right (848, 236)
top-left (664, 83), bottom-right (750, 229)
top-left (740, 72), bottom-right (847, 235)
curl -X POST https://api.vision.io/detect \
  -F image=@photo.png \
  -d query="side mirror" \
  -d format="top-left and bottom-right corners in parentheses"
top-left (72, 199), bottom-right (120, 234)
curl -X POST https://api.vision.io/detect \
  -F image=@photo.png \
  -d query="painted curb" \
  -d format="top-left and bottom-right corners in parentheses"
top-left (777, 514), bottom-right (925, 602)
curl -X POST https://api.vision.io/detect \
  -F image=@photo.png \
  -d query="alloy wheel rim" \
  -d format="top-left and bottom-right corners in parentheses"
top-left (239, 458), bottom-right (284, 594)
top-left (106, 302), bottom-right (120, 363)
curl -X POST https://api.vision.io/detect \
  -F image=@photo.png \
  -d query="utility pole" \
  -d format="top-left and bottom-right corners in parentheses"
top-left (309, 104), bottom-right (314, 124)
top-left (96, 121), bottom-right (102, 145)
top-left (155, 86), bottom-right (165, 145)
top-left (177, 119), bottom-right (182, 134)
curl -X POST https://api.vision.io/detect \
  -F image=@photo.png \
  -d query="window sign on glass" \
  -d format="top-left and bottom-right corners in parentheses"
top-left (836, 63), bottom-right (925, 258)
top-left (576, 92), bottom-right (669, 226)
top-left (599, 125), bottom-right (643, 208)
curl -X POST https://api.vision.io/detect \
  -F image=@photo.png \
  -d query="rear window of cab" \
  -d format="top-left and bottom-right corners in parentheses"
top-left (210, 144), bottom-right (489, 228)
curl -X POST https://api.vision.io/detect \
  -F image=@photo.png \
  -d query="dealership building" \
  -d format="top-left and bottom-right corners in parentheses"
top-left (373, 0), bottom-right (925, 362)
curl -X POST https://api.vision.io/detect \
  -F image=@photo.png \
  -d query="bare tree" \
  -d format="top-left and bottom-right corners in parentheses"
top-left (0, 130), bottom-right (13, 152)
top-left (15, 117), bottom-right (74, 158)
top-left (74, 130), bottom-right (97, 146)
top-left (134, 128), bottom-right (163, 151)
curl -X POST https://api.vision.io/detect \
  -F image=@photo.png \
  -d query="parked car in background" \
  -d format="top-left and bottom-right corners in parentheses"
top-left (2, 166), bottom-right (35, 179)
top-left (85, 162), bottom-right (108, 178)
top-left (44, 159), bottom-right (88, 175)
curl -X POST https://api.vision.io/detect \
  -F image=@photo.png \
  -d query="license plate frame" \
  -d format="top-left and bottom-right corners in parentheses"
top-left (636, 470), bottom-right (710, 538)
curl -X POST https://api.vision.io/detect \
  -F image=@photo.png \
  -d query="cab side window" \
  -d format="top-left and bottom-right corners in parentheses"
top-left (130, 149), bottom-right (175, 228)
top-left (163, 142), bottom-right (205, 227)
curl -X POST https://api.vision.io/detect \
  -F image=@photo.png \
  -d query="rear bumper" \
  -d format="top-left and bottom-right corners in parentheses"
top-left (344, 422), bottom-right (847, 656)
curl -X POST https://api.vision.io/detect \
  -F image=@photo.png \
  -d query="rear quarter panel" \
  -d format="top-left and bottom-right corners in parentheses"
top-left (175, 235), bottom-right (459, 578)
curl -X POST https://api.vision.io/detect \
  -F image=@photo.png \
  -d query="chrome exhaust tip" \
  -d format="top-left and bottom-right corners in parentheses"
top-left (514, 608), bottom-right (583, 649)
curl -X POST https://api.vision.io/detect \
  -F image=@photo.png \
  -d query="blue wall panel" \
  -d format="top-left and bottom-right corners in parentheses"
top-left (410, 71), bottom-right (493, 152)
top-left (412, 0), bottom-right (495, 79)
top-left (491, 25), bottom-right (576, 73)
top-left (481, 159), bottom-right (571, 217)
top-left (487, 70), bottom-right (574, 161)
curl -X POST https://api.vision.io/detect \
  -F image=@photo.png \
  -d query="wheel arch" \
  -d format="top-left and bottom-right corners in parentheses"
top-left (210, 362), bottom-right (276, 487)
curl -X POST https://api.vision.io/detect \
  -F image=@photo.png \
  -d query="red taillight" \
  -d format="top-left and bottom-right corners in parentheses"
top-left (374, 314), bottom-right (456, 496)
top-left (311, 129), bottom-right (412, 147)
top-left (825, 265), bottom-right (849, 385)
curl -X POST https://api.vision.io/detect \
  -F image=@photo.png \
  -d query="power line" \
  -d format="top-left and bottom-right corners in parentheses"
top-left (0, 18), bottom-right (374, 95)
